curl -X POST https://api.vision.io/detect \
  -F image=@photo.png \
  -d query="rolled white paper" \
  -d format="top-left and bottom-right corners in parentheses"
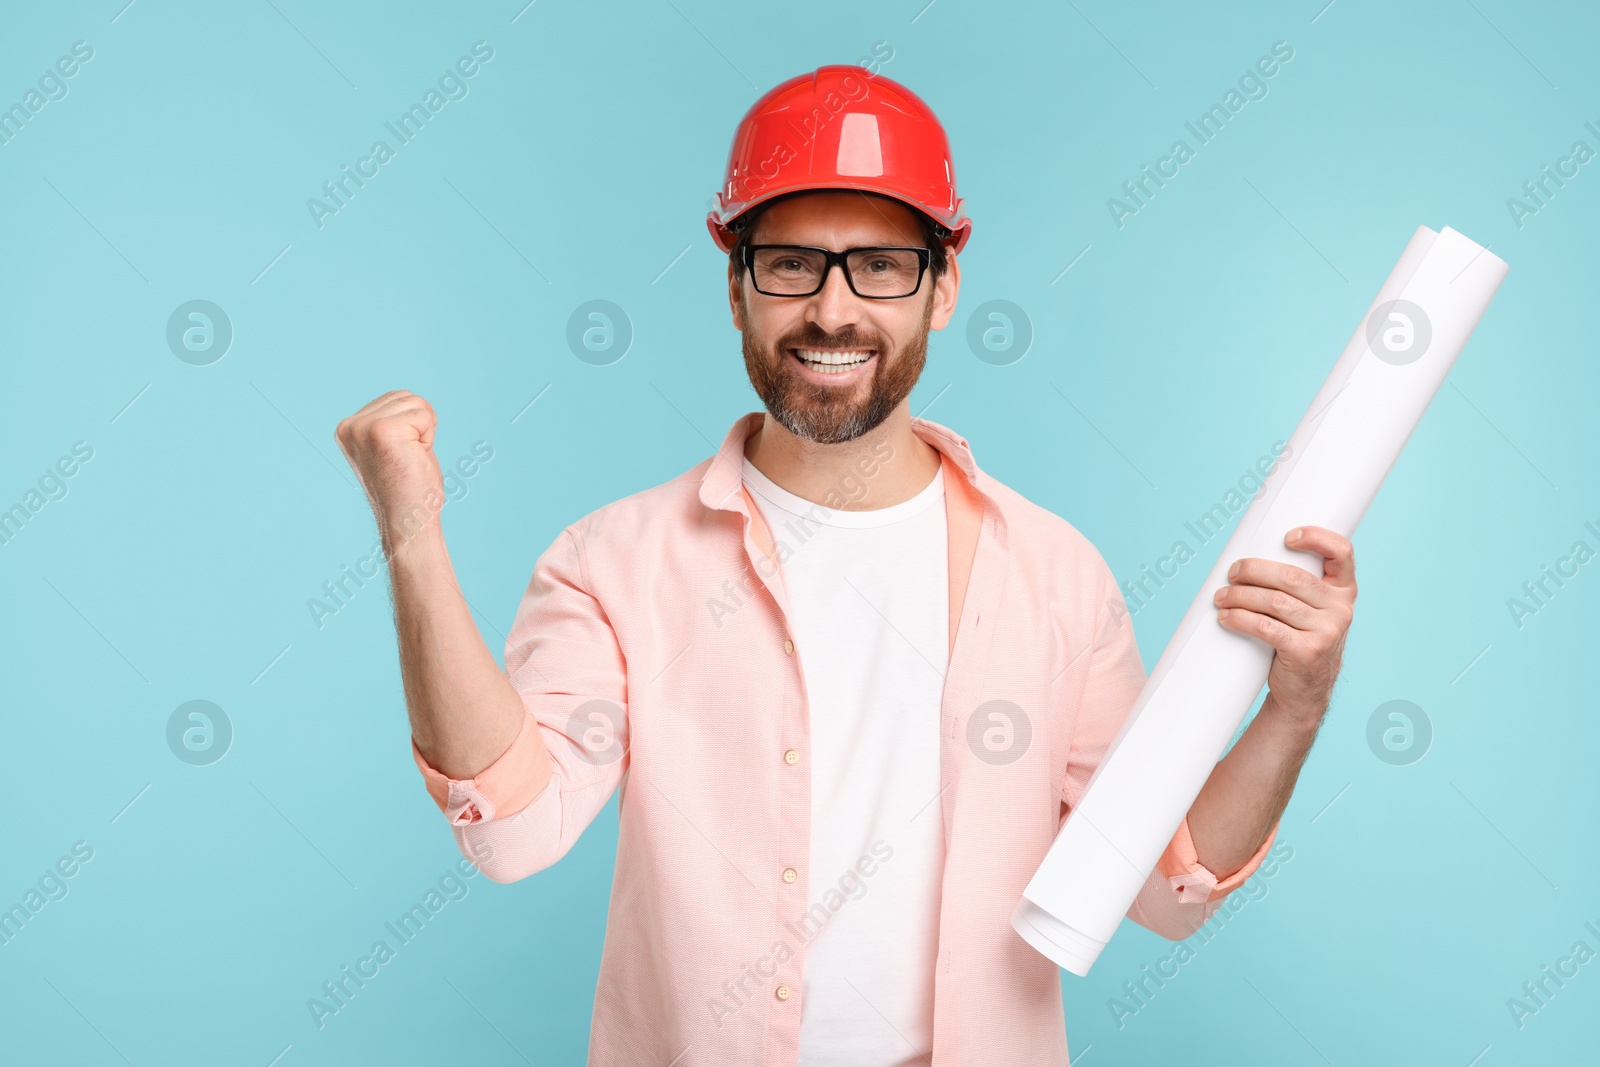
top-left (1012, 225), bottom-right (1509, 976)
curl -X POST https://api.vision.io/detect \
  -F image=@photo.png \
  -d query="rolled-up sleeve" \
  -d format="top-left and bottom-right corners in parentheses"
top-left (1156, 811), bottom-right (1279, 903)
top-left (411, 523), bottom-right (630, 883)
top-left (1064, 557), bottom-right (1278, 939)
top-left (411, 710), bottom-right (551, 827)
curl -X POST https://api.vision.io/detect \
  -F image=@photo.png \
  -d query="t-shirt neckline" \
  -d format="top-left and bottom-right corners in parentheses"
top-left (741, 455), bottom-right (945, 530)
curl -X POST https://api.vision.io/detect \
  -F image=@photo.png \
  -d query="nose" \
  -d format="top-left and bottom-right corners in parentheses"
top-left (806, 258), bottom-right (865, 338)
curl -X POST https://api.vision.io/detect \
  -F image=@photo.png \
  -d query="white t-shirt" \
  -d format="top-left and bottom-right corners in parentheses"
top-left (741, 455), bottom-right (949, 1067)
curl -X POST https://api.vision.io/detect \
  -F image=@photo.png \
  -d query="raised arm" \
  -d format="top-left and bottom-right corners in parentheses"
top-left (334, 390), bottom-right (547, 786)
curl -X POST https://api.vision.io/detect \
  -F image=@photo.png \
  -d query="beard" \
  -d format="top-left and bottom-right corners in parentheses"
top-left (740, 290), bottom-right (934, 445)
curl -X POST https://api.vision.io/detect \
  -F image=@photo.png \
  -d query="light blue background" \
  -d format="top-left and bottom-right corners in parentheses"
top-left (2, 1), bottom-right (1596, 1064)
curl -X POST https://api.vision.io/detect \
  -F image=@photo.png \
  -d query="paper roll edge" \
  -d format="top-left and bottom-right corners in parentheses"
top-left (1012, 896), bottom-right (1105, 977)
top-left (1440, 224), bottom-right (1511, 278)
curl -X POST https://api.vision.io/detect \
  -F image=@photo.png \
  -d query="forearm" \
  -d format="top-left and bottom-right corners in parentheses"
top-left (1184, 692), bottom-right (1322, 879)
top-left (385, 509), bottom-right (547, 784)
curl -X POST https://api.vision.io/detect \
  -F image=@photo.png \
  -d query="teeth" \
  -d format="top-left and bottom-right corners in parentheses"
top-left (795, 348), bottom-right (872, 373)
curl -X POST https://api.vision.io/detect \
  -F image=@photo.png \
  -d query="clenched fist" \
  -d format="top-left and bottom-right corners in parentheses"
top-left (335, 390), bottom-right (448, 551)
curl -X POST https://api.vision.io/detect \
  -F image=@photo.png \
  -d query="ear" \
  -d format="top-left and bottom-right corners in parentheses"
top-left (928, 247), bottom-right (960, 331)
top-left (728, 260), bottom-right (745, 332)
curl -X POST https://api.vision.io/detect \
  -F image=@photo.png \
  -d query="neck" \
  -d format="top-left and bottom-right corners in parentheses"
top-left (742, 405), bottom-right (942, 511)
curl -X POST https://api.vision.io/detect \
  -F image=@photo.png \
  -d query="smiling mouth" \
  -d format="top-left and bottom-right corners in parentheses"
top-left (790, 348), bottom-right (875, 375)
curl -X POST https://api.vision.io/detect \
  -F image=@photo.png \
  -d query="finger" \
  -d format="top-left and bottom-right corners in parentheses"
top-left (1227, 556), bottom-right (1341, 610)
top-left (338, 393), bottom-right (418, 447)
top-left (1286, 525), bottom-right (1356, 589)
top-left (1215, 582), bottom-right (1318, 631)
top-left (384, 405), bottom-right (436, 448)
top-left (368, 395), bottom-right (431, 426)
top-left (1216, 604), bottom-right (1297, 652)
top-left (1223, 592), bottom-right (1350, 682)
top-left (350, 390), bottom-right (414, 419)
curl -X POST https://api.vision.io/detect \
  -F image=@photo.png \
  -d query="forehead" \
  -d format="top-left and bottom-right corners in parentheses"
top-left (749, 191), bottom-right (923, 247)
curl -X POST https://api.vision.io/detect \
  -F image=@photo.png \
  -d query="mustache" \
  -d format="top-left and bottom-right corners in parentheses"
top-left (777, 326), bottom-right (885, 352)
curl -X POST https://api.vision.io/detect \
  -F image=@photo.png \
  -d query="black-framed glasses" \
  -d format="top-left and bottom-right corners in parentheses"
top-left (743, 244), bottom-right (931, 299)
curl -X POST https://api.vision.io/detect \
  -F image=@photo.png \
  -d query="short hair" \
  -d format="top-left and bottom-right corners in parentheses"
top-left (727, 190), bottom-right (953, 286)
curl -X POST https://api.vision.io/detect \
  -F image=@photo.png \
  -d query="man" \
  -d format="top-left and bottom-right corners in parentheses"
top-left (335, 66), bottom-right (1355, 1067)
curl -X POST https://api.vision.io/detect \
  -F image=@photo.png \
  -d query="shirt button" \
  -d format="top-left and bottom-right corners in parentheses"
top-left (784, 748), bottom-right (799, 765)
top-left (784, 639), bottom-right (794, 655)
top-left (782, 867), bottom-right (797, 883)
top-left (775, 984), bottom-right (792, 1001)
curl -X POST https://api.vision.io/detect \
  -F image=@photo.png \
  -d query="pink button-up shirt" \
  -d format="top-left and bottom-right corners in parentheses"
top-left (412, 411), bottom-right (1279, 1066)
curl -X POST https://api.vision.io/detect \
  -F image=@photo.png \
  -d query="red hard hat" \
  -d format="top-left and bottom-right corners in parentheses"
top-left (707, 65), bottom-right (972, 255)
